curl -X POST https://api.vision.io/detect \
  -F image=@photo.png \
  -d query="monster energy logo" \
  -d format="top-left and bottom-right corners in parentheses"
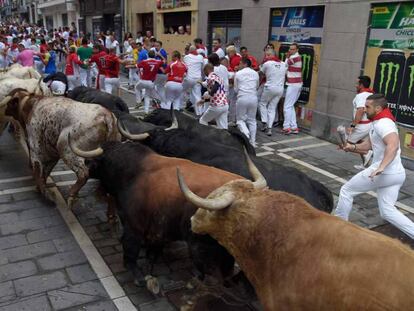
top-left (409, 65), bottom-right (414, 98)
top-left (379, 62), bottom-right (400, 96)
top-left (301, 54), bottom-right (312, 80)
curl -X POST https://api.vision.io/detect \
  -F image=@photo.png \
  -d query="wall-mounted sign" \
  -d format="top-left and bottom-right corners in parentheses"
top-left (156, 0), bottom-right (191, 10)
top-left (369, 2), bottom-right (414, 49)
top-left (270, 6), bottom-right (325, 44)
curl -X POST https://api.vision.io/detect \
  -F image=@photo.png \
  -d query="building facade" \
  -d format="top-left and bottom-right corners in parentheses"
top-left (78, 0), bottom-right (121, 40)
top-left (199, 0), bottom-right (414, 164)
top-left (125, 0), bottom-right (155, 38)
top-left (37, 0), bottom-right (79, 29)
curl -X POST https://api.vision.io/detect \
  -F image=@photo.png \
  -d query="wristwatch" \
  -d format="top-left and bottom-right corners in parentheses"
top-left (350, 124), bottom-right (356, 128)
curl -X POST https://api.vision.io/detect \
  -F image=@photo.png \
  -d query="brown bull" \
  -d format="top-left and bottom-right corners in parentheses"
top-left (178, 169), bottom-right (414, 310)
top-left (3, 90), bottom-right (121, 206)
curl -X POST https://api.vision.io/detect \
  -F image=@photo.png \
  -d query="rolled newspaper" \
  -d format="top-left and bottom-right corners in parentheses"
top-left (336, 125), bottom-right (348, 146)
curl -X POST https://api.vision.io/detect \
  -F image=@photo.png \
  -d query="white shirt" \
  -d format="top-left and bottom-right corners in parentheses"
top-left (183, 53), bottom-right (204, 80)
top-left (260, 60), bottom-right (287, 88)
top-left (353, 91), bottom-right (372, 121)
top-left (111, 40), bottom-right (120, 55)
top-left (369, 118), bottom-right (404, 174)
top-left (214, 47), bottom-right (225, 59)
top-left (234, 67), bottom-right (259, 98)
top-left (213, 64), bottom-right (229, 93)
top-left (62, 31), bottom-right (69, 41)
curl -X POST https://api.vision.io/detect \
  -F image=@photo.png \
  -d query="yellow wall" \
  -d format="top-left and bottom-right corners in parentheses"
top-left (156, 9), bottom-right (198, 59)
top-left (126, 0), bottom-right (156, 34)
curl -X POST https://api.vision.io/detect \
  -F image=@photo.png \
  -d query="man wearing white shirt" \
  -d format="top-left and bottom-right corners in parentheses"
top-left (183, 46), bottom-right (204, 115)
top-left (234, 58), bottom-right (259, 147)
top-left (259, 49), bottom-right (287, 136)
top-left (212, 39), bottom-right (225, 59)
top-left (334, 94), bottom-right (414, 239)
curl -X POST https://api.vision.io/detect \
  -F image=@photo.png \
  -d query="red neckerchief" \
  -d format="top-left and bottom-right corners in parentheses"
top-left (190, 50), bottom-right (198, 56)
top-left (370, 108), bottom-right (396, 122)
top-left (262, 56), bottom-right (280, 63)
top-left (359, 87), bottom-right (374, 94)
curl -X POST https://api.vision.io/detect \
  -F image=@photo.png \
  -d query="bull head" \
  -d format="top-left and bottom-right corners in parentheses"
top-left (0, 88), bottom-right (29, 109)
top-left (68, 132), bottom-right (104, 158)
top-left (177, 148), bottom-right (267, 211)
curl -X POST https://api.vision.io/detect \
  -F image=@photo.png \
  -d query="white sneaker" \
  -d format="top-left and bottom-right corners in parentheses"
top-left (363, 150), bottom-right (373, 167)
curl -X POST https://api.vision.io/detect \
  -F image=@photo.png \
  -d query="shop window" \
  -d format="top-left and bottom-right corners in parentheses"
top-left (163, 12), bottom-right (191, 35)
top-left (208, 10), bottom-right (242, 50)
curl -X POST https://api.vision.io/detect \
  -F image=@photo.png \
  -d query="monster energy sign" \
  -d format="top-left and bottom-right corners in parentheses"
top-left (397, 52), bottom-right (414, 126)
top-left (373, 50), bottom-right (406, 114)
top-left (298, 45), bottom-right (314, 104)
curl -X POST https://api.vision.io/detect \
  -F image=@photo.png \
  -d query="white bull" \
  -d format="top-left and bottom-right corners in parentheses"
top-left (1, 91), bottom-right (121, 207)
top-left (0, 64), bottom-right (42, 80)
top-left (0, 78), bottom-right (51, 153)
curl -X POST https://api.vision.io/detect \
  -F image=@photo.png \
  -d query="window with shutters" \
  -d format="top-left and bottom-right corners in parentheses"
top-left (208, 10), bottom-right (242, 51)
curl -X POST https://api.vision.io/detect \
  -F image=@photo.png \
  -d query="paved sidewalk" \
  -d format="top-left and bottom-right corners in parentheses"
top-left (0, 134), bottom-right (118, 311)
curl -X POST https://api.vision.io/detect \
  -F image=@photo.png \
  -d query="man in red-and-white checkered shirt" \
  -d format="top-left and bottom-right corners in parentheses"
top-left (198, 63), bottom-right (229, 129)
top-left (283, 43), bottom-right (302, 135)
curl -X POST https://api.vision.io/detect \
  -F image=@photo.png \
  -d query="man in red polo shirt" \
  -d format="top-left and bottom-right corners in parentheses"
top-left (226, 45), bottom-right (241, 72)
top-left (240, 46), bottom-right (258, 70)
top-left (89, 44), bottom-right (107, 90)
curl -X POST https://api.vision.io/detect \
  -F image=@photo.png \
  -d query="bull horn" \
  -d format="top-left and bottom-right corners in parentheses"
top-left (68, 132), bottom-right (103, 158)
top-left (177, 168), bottom-right (235, 211)
top-left (36, 77), bottom-right (44, 96)
top-left (0, 95), bottom-right (12, 108)
top-left (244, 147), bottom-right (267, 189)
top-left (165, 110), bottom-right (178, 131)
top-left (117, 119), bottom-right (150, 141)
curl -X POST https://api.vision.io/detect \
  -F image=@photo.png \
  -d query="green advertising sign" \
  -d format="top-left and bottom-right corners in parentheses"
top-left (369, 2), bottom-right (414, 49)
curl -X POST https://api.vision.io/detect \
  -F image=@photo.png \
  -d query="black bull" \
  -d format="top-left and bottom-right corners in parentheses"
top-left (73, 141), bottom-right (250, 281)
top-left (119, 115), bottom-right (334, 213)
top-left (67, 86), bottom-right (130, 117)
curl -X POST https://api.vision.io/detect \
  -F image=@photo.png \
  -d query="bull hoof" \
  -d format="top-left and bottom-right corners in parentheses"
top-left (67, 196), bottom-right (78, 209)
top-left (145, 275), bottom-right (160, 295)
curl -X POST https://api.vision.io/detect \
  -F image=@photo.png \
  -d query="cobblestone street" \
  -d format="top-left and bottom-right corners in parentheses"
top-left (0, 83), bottom-right (414, 310)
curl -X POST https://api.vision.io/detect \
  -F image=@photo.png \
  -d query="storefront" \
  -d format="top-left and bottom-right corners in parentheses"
top-left (155, 0), bottom-right (198, 56)
top-left (208, 10), bottom-right (242, 50)
top-left (269, 5), bottom-right (325, 129)
top-left (363, 1), bottom-right (414, 159)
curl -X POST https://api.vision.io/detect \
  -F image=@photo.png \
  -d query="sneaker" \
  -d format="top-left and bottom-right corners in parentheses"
top-left (260, 122), bottom-right (267, 132)
top-left (291, 128), bottom-right (299, 134)
top-left (282, 128), bottom-right (291, 135)
top-left (363, 150), bottom-right (373, 167)
top-left (354, 164), bottom-right (365, 170)
top-left (265, 128), bottom-right (272, 136)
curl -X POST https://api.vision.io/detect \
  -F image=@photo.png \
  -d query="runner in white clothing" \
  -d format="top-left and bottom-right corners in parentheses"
top-left (259, 49), bottom-right (287, 136)
top-left (347, 75), bottom-right (374, 168)
top-left (334, 94), bottom-right (414, 239)
top-left (234, 58), bottom-right (260, 147)
top-left (183, 46), bottom-right (204, 115)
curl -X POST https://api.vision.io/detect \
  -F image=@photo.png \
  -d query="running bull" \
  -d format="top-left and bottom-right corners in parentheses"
top-left (68, 86), bottom-right (130, 117)
top-left (179, 167), bottom-right (414, 311)
top-left (118, 117), bottom-right (333, 212)
top-left (69, 140), bottom-right (263, 282)
top-left (1, 90), bottom-right (120, 206)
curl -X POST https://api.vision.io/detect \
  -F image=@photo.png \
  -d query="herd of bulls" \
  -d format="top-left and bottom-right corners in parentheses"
top-left (1, 71), bottom-right (414, 310)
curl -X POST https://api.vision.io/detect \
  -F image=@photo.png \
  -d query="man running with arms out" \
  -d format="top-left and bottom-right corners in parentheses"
top-left (334, 94), bottom-right (414, 239)
top-left (348, 75), bottom-right (374, 169)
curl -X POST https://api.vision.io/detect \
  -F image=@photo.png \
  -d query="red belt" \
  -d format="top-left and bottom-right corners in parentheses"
top-left (359, 120), bottom-right (371, 124)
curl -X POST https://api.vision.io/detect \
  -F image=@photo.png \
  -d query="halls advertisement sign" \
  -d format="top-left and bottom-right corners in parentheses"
top-left (369, 2), bottom-right (414, 49)
top-left (270, 6), bottom-right (325, 44)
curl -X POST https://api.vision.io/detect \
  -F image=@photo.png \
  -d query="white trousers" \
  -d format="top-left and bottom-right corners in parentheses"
top-left (200, 105), bottom-right (229, 129)
top-left (236, 95), bottom-right (258, 145)
top-left (283, 85), bottom-right (301, 130)
top-left (104, 77), bottom-right (120, 95)
top-left (348, 124), bottom-right (371, 144)
top-left (183, 78), bottom-right (202, 114)
top-left (135, 80), bottom-right (155, 113)
top-left (162, 81), bottom-right (183, 111)
top-left (79, 68), bottom-right (90, 87)
top-left (96, 74), bottom-right (105, 91)
top-left (154, 74), bottom-right (167, 106)
top-left (129, 68), bottom-right (139, 86)
top-left (259, 86), bottom-right (283, 129)
top-left (67, 75), bottom-right (80, 91)
top-left (334, 167), bottom-right (414, 239)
